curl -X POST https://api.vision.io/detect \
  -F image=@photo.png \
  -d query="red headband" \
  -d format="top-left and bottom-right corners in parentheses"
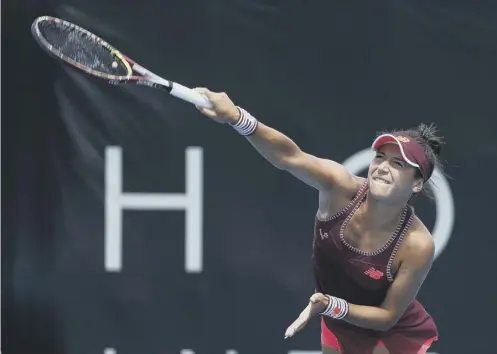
top-left (372, 132), bottom-right (434, 182)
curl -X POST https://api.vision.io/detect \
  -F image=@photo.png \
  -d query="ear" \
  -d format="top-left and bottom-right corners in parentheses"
top-left (412, 178), bottom-right (424, 194)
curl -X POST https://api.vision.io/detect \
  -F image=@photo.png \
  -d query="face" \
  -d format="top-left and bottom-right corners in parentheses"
top-left (367, 143), bottom-right (423, 203)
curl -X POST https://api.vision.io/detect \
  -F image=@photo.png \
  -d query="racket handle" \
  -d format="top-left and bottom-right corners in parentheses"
top-left (170, 83), bottom-right (213, 109)
top-left (131, 62), bottom-right (213, 109)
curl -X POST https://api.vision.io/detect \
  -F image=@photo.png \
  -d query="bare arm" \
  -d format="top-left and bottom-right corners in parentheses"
top-left (341, 231), bottom-right (435, 331)
top-left (243, 122), bottom-right (356, 191)
top-left (284, 224), bottom-right (435, 339)
top-left (193, 88), bottom-right (357, 193)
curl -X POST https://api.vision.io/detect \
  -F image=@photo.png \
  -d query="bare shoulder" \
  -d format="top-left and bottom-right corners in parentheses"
top-left (310, 155), bottom-right (364, 197)
top-left (318, 175), bottom-right (366, 219)
top-left (400, 215), bottom-right (436, 267)
top-left (330, 174), bottom-right (366, 199)
top-left (282, 152), bottom-right (361, 194)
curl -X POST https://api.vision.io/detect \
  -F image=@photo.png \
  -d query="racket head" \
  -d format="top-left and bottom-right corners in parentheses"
top-left (31, 16), bottom-right (136, 82)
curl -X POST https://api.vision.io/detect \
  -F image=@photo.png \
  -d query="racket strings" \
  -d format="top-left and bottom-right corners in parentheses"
top-left (38, 21), bottom-right (129, 76)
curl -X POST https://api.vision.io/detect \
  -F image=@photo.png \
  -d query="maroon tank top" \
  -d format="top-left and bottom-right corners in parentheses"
top-left (313, 179), bottom-right (438, 342)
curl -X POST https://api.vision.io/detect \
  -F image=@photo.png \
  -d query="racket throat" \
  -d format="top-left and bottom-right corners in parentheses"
top-left (131, 63), bottom-right (172, 91)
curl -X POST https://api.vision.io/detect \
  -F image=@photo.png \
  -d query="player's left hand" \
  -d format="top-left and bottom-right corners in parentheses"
top-left (284, 293), bottom-right (329, 339)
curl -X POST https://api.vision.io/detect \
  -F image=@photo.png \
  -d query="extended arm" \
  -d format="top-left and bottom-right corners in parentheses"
top-left (245, 121), bottom-right (356, 192)
top-left (193, 87), bottom-right (357, 194)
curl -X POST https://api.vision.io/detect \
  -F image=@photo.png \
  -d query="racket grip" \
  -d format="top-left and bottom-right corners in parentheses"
top-left (170, 83), bottom-right (213, 109)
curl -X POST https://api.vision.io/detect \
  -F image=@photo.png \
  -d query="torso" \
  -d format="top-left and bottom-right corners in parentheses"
top-left (314, 180), bottom-right (411, 299)
top-left (314, 178), bottom-right (438, 347)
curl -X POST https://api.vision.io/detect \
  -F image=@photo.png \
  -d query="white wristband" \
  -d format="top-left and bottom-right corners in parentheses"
top-left (229, 107), bottom-right (258, 136)
top-left (320, 295), bottom-right (349, 320)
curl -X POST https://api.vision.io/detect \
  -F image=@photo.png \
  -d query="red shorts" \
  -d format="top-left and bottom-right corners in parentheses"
top-left (321, 319), bottom-right (438, 354)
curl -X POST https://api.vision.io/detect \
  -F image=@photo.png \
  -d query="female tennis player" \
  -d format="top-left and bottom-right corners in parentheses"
top-left (194, 87), bottom-right (441, 354)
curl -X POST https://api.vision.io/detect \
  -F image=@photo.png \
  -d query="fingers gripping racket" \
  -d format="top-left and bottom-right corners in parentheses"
top-left (31, 16), bottom-right (213, 109)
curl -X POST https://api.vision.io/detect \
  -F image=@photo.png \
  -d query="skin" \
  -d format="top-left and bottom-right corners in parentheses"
top-left (285, 144), bottom-right (435, 353)
top-left (193, 88), bottom-right (436, 354)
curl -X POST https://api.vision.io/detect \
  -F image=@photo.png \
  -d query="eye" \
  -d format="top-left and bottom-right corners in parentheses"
top-left (393, 160), bottom-right (405, 167)
top-left (375, 153), bottom-right (384, 160)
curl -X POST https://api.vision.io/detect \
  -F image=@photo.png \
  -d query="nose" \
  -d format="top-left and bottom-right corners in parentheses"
top-left (377, 160), bottom-right (390, 174)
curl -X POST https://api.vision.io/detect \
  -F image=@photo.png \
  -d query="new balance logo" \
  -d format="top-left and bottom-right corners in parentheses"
top-left (364, 267), bottom-right (384, 280)
top-left (319, 229), bottom-right (329, 240)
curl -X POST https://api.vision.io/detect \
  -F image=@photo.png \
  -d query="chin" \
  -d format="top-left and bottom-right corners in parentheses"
top-left (369, 183), bottom-right (412, 205)
top-left (368, 188), bottom-right (391, 202)
top-left (368, 182), bottom-right (395, 201)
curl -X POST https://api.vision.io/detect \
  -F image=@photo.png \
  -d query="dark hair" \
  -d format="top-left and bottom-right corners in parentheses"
top-left (379, 122), bottom-right (446, 199)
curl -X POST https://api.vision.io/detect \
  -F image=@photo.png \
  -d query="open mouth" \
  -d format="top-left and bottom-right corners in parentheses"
top-left (373, 176), bottom-right (391, 184)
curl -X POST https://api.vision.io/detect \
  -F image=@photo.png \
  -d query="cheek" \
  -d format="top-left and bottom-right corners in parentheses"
top-left (394, 170), bottom-right (414, 187)
top-left (367, 164), bottom-right (375, 175)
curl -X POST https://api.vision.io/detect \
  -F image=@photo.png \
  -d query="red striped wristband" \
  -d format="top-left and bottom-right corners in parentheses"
top-left (320, 295), bottom-right (349, 320)
top-left (229, 107), bottom-right (258, 136)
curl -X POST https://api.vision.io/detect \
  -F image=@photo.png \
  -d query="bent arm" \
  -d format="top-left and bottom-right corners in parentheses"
top-left (340, 234), bottom-right (435, 331)
top-left (243, 121), bottom-right (357, 192)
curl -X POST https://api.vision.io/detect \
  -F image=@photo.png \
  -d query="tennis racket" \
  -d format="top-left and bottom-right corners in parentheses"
top-left (31, 16), bottom-right (213, 109)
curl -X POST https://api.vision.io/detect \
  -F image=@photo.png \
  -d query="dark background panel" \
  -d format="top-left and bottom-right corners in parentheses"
top-left (3, 1), bottom-right (497, 353)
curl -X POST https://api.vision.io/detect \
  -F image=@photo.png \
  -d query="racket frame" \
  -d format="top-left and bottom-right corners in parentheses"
top-left (31, 16), bottom-right (212, 108)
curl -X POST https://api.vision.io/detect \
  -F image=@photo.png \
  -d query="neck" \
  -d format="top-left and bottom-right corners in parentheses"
top-left (361, 191), bottom-right (407, 230)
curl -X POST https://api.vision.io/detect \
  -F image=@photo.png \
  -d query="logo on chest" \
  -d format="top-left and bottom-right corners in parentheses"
top-left (364, 267), bottom-right (385, 280)
top-left (319, 229), bottom-right (329, 240)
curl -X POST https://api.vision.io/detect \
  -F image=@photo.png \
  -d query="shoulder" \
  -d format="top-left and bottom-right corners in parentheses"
top-left (400, 215), bottom-right (435, 267)
top-left (340, 175), bottom-right (367, 199)
top-left (319, 175), bottom-right (366, 203)
top-left (317, 176), bottom-right (366, 220)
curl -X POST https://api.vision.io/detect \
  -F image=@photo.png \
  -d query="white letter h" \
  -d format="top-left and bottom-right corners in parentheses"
top-left (105, 146), bottom-right (203, 273)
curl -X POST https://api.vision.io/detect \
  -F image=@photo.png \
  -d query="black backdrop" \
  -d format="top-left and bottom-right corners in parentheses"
top-left (3, 1), bottom-right (497, 354)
